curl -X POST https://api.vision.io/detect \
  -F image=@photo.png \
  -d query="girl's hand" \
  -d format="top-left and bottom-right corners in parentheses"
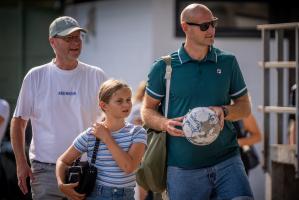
top-left (92, 122), bottom-right (111, 142)
top-left (58, 182), bottom-right (85, 200)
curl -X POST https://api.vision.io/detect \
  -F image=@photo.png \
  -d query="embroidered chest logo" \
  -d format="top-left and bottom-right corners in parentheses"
top-left (58, 91), bottom-right (77, 96)
top-left (216, 68), bottom-right (222, 74)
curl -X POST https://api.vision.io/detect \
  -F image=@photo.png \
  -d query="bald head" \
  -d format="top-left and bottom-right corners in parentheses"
top-left (180, 3), bottom-right (213, 23)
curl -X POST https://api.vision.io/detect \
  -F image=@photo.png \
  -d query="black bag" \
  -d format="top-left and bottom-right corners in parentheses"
top-left (65, 139), bottom-right (100, 195)
top-left (233, 121), bottom-right (260, 171)
top-left (240, 145), bottom-right (259, 170)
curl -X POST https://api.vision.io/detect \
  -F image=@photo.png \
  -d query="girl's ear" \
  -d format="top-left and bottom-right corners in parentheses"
top-left (99, 101), bottom-right (106, 111)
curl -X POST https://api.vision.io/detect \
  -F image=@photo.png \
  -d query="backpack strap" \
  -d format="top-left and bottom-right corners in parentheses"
top-left (161, 55), bottom-right (172, 118)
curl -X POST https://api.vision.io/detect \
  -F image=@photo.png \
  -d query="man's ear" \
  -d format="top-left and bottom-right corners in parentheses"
top-left (49, 37), bottom-right (55, 48)
top-left (181, 22), bottom-right (188, 32)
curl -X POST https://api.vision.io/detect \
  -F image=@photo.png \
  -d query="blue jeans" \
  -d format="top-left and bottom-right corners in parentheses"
top-left (167, 155), bottom-right (253, 200)
top-left (87, 185), bottom-right (135, 200)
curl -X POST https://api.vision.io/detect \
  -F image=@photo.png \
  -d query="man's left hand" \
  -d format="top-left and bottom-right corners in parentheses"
top-left (209, 106), bottom-right (224, 130)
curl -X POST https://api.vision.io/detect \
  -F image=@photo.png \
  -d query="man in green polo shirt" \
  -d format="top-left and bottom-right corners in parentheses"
top-left (142, 3), bottom-right (254, 200)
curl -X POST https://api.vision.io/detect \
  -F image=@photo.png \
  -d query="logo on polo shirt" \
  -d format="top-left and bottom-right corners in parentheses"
top-left (217, 68), bottom-right (222, 74)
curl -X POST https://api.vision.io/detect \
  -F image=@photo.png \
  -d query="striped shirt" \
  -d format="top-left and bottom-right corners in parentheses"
top-left (73, 122), bottom-right (147, 188)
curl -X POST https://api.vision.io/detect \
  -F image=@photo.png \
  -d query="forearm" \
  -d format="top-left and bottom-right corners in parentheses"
top-left (225, 95), bottom-right (251, 121)
top-left (239, 114), bottom-right (262, 146)
top-left (10, 117), bottom-right (28, 165)
top-left (141, 107), bottom-right (167, 131)
top-left (56, 161), bottom-right (67, 185)
top-left (56, 160), bottom-right (68, 186)
top-left (238, 136), bottom-right (260, 147)
top-left (104, 137), bottom-right (136, 173)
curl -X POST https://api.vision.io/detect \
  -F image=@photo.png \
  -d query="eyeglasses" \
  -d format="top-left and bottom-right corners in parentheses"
top-left (54, 34), bottom-right (84, 43)
top-left (186, 18), bottom-right (218, 31)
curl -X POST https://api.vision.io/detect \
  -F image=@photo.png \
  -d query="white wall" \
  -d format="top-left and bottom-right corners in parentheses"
top-left (66, 0), bottom-right (153, 91)
top-left (66, 0), bottom-right (265, 199)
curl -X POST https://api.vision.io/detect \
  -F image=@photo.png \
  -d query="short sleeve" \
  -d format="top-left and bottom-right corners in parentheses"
top-left (13, 71), bottom-right (34, 120)
top-left (73, 128), bottom-right (91, 153)
top-left (95, 67), bottom-right (108, 85)
top-left (146, 59), bottom-right (166, 100)
top-left (229, 56), bottom-right (248, 99)
top-left (132, 126), bottom-right (147, 145)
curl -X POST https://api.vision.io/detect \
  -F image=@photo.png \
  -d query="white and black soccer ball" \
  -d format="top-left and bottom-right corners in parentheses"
top-left (182, 107), bottom-right (221, 146)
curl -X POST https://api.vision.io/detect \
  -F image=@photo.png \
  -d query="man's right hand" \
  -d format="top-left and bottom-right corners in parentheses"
top-left (16, 161), bottom-right (33, 194)
top-left (164, 116), bottom-right (184, 137)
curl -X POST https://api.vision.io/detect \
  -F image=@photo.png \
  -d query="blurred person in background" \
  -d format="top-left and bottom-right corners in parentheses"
top-left (127, 81), bottom-right (149, 200)
top-left (0, 98), bottom-right (10, 145)
top-left (233, 113), bottom-right (262, 175)
top-left (289, 84), bottom-right (296, 145)
top-left (0, 98), bottom-right (11, 199)
top-left (127, 81), bottom-right (146, 126)
top-left (127, 81), bottom-right (161, 200)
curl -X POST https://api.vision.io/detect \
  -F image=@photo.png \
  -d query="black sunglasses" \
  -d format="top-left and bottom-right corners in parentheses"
top-left (186, 18), bottom-right (218, 31)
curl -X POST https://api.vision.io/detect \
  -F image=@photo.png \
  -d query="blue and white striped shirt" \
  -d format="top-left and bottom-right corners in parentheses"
top-left (73, 122), bottom-right (147, 188)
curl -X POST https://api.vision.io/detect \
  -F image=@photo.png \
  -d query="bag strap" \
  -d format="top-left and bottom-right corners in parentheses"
top-left (91, 139), bottom-right (100, 164)
top-left (74, 138), bottom-right (100, 165)
top-left (161, 55), bottom-right (172, 118)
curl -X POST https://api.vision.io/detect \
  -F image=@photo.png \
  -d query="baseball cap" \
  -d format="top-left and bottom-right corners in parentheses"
top-left (49, 16), bottom-right (87, 37)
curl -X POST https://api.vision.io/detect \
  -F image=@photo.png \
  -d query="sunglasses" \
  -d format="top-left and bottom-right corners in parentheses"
top-left (186, 18), bottom-right (218, 31)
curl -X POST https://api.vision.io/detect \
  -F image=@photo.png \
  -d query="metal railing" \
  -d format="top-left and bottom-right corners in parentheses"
top-left (257, 22), bottom-right (299, 177)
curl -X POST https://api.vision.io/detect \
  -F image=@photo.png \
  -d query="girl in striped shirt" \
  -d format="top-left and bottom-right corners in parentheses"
top-left (56, 79), bottom-right (147, 200)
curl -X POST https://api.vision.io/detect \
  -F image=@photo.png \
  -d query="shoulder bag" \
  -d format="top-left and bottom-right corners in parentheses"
top-left (136, 55), bottom-right (172, 193)
top-left (65, 139), bottom-right (100, 195)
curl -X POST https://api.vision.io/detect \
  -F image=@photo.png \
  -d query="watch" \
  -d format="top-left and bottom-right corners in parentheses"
top-left (221, 106), bottom-right (229, 118)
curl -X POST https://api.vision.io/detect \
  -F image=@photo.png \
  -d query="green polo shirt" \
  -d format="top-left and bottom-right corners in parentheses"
top-left (146, 45), bottom-right (248, 168)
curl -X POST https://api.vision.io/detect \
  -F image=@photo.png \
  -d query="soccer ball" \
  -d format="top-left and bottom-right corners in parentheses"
top-left (182, 107), bottom-right (221, 146)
